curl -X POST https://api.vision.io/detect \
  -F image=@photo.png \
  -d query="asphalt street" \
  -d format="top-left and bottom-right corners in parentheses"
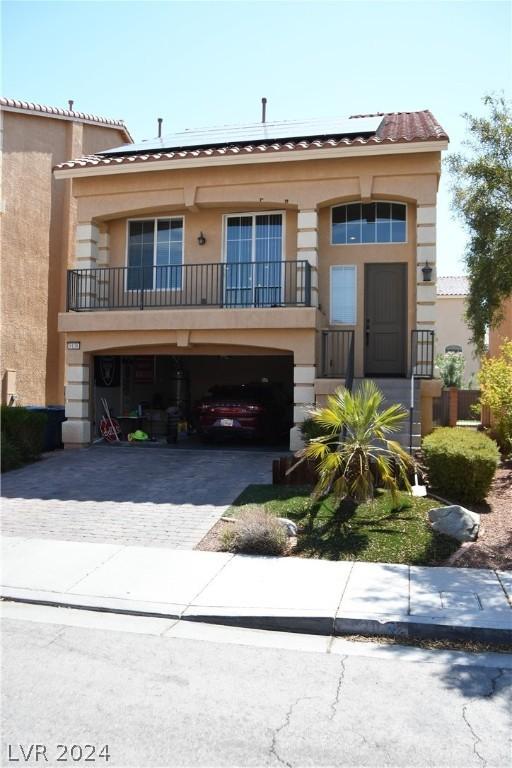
top-left (1, 603), bottom-right (511, 768)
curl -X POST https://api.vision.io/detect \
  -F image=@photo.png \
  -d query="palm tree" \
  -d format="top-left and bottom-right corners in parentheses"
top-left (297, 381), bottom-right (415, 508)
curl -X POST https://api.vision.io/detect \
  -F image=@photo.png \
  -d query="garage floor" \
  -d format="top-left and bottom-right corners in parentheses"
top-left (1, 446), bottom-right (284, 549)
top-left (164, 435), bottom-right (290, 452)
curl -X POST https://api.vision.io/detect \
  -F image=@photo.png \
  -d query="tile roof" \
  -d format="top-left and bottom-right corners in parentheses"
top-left (101, 114), bottom-right (384, 156)
top-left (1, 97), bottom-right (133, 142)
top-left (437, 276), bottom-right (469, 296)
top-left (54, 110), bottom-right (448, 172)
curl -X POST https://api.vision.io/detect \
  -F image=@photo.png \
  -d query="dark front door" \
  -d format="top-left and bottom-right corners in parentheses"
top-left (364, 263), bottom-right (407, 376)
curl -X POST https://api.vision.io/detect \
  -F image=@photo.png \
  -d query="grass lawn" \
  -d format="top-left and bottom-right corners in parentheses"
top-left (227, 485), bottom-right (459, 565)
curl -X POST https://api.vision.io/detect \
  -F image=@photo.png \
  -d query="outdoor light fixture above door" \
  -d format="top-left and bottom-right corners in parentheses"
top-left (197, 232), bottom-right (206, 246)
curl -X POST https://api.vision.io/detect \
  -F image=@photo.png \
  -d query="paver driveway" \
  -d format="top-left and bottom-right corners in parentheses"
top-left (1, 446), bottom-right (281, 549)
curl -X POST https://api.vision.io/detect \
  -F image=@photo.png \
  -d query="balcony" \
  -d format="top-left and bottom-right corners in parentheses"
top-left (67, 261), bottom-right (311, 312)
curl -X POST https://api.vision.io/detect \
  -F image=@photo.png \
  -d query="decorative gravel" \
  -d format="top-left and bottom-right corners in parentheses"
top-left (448, 462), bottom-right (512, 570)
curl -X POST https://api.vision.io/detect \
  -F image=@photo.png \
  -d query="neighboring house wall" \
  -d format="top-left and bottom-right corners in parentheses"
top-left (0, 103), bottom-right (129, 406)
top-left (489, 296), bottom-right (512, 357)
top-left (1, 110), bottom-right (60, 405)
top-left (56, 147), bottom-right (443, 447)
top-left (436, 294), bottom-right (480, 382)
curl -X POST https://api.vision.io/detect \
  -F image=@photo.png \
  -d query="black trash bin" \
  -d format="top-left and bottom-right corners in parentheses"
top-left (47, 406), bottom-right (66, 450)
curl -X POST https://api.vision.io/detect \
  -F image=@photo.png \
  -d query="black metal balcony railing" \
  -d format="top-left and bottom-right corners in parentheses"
top-left (67, 261), bottom-right (312, 312)
top-left (320, 330), bottom-right (355, 382)
top-left (410, 329), bottom-right (435, 378)
top-left (319, 329), bottom-right (434, 382)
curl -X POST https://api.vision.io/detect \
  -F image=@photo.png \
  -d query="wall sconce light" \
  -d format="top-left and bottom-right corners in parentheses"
top-left (422, 261), bottom-right (433, 282)
top-left (197, 232), bottom-right (206, 246)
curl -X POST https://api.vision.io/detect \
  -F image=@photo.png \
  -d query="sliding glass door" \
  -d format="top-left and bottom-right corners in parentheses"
top-left (224, 213), bottom-right (283, 307)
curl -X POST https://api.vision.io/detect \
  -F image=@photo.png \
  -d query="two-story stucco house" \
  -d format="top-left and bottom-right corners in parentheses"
top-left (1, 97), bottom-right (132, 408)
top-left (54, 110), bottom-right (449, 449)
top-left (436, 276), bottom-right (480, 384)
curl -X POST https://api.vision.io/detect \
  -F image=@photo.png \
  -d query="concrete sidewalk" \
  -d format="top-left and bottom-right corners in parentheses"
top-left (2, 536), bottom-right (511, 643)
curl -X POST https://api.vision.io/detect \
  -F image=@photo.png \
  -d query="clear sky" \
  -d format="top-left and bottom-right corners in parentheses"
top-left (2, 0), bottom-right (511, 274)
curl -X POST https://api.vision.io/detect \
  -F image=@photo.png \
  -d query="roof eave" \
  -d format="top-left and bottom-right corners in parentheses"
top-left (1, 103), bottom-right (133, 144)
top-left (54, 138), bottom-right (449, 179)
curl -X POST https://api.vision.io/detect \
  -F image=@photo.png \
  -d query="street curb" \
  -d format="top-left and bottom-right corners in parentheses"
top-left (184, 612), bottom-right (333, 636)
top-left (3, 593), bottom-right (511, 646)
top-left (0, 590), bottom-right (184, 622)
top-left (333, 615), bottom-right (512, 645)
top-left (186, 611), bottom-right (511, 645)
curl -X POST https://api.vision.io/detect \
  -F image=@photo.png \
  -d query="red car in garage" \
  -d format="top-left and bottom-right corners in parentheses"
top-left (196, 383), bottom-right (289, 442)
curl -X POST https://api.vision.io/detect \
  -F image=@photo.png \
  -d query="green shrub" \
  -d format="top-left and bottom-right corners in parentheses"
top-left (478, 340), bottom-right (512, 456)
top-left (0, 436), bottom-right (22, 472)
top-left (1, 406), bottom-right (47, 471)
top-left (435, 351), bottom-right (465, 388)
top-left (300, 417), bottom-right (336, 442)
top-left (220, 507), bottom-right (288, 556)
top-left (422, 427), bottom-right (500, 503)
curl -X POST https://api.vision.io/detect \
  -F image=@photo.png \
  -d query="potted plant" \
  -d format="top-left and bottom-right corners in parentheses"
top-left (435, 352), bottom-right (466, 426)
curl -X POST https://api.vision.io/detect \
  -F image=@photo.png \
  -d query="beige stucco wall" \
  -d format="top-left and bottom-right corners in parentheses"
top-left (1, 111), bottom-right (62, 405)
top-left (71, 151), bottom-right (441, 222)
top-left (0, 109), bottom-right (128, 406)
top-left (436, 295), bottom-right (481, 382)
top-left (59, 311), bottom-right (318, 379)
top-left (107, 207), bottom-right (297, 269)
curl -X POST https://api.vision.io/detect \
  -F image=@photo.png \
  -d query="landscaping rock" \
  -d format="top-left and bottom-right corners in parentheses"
top-left (277, 517), bottom-right (298, 537)
top-left (428, 505), bottom-right (480, 542)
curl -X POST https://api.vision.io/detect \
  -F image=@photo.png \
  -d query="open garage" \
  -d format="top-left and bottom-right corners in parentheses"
top-left (93, 353), bottom-right (294, 447)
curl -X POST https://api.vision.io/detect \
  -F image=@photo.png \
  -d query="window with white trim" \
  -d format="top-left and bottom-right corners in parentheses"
top-left (331, 266), bottom-right (356, 324)
top-left (332, 202), bottom-right (406, 244)
top-left (224, 213), bottom-right (283, 306)
top-left (127, 218), bottom-right (183, 290)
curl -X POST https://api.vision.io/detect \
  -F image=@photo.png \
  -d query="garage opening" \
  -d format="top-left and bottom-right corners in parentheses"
top-left (93, 354), bottom-right (293, 448)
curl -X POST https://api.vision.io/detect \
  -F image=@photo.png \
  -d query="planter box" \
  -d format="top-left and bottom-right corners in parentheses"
top-left (272, 455), bottom-right (317, 486)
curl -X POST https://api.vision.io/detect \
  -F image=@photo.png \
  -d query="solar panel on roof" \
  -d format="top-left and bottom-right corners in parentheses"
top-left (99, 115), bottom-right (383, 156)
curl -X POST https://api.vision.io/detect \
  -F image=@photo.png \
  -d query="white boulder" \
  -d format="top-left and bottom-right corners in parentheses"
top-left (277, 517), bottom-right (298, 537)
top-left (428, 505), bottom-right (480, 542)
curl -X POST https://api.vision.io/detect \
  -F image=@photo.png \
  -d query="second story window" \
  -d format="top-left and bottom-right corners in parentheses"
top-left (127, 218), bottom-right (183, 290)
top-left (331, 202), bottom-right (407, 245)
top-left (224, 213), bottom-right (283, 306)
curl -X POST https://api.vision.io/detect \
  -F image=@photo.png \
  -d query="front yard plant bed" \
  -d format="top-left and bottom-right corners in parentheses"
top-left (199, 484), bottom-right (459, 565)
